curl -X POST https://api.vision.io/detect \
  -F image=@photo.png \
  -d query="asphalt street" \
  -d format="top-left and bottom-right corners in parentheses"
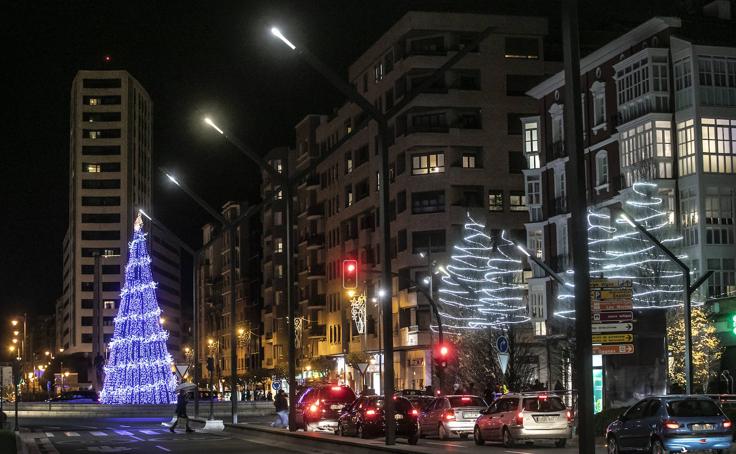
top-left (18, 416), bottom-right (611, 454)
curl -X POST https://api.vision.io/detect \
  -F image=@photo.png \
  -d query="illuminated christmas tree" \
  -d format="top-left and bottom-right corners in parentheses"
top-left (438, 213), bottom-right (528, 332)
top-left (100, 214), bottom-right (177, 404)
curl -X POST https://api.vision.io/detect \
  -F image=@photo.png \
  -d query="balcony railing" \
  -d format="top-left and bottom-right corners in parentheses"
top-left (308, 324), bottom-right (326, 338)
top-left (306, 205), bottom-right (324, 219)
top-left (307, 264), bottom-right (326, 279)
top-left (306, 295), bottom-right (326, 309)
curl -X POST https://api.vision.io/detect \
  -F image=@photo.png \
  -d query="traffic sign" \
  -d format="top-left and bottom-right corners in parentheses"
top-left (496, 335), bottom-right (509, 354)
top-left (592, 301), bottom-right (633, 312)
top-left (592, 344), bottom-right (635, 355)
top-left (591, 289), bottom-right (633, 301)
top-left (591, 322), bottom-right (633, 333)
top-left (175, 364), bottom-right (190, 379)
top-left (590, 278), bottom-right (632, 288)
top-left (592, 333), bottom-right (634, 344)
top-left (272, 381), bottom-right (281, 391)
top-left (592, 311), bottom-right (633, 322)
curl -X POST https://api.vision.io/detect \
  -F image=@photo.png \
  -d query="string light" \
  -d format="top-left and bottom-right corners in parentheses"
top-left (438, 213), bottom-right (529, 332)
top-left (350, 292), bottom-right (367, 335)
top-left (554, 181), bottom-right (686, 318)
top-left (100, 213), bottom-right (177, 404)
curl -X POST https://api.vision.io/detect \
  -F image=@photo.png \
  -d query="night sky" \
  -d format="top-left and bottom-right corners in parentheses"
top-left (1, 0), bottom-right (680, 340)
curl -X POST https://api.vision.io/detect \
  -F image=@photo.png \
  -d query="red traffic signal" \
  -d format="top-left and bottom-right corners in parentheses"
top-left (434, 343), bottom-right (452, 369)
top-left (342, 259), bottom-right (358, 289)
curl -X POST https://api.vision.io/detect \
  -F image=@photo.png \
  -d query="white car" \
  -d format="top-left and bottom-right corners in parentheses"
top-left (418, 395), bottom-right (487, 440)
top-left (473, 393), bottom-right (572, 448)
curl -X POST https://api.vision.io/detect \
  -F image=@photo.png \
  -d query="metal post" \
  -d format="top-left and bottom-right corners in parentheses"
top-left (92, 252), bottom-right (104, 392)
top-left (684, 272), bottom-right (693, 393)
top-left (377, 121), bottom-right (395, 444)
top-left (562, 0), bottom-right (594, 451)
top-left (193, 255), bottom-right (200, 417)
top-left (13, 361), bottom-right (19, 431)
top-left (285, 184), bottom-right (298, 431)
top-left (229, 226), bottom-right (238, 423)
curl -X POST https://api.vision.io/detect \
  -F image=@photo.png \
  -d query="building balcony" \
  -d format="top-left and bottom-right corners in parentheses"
top-left (306, 234), bottom-right (324, 250)
top-left (396, 326), bottom-right (431, 348)
top-left (615, 94), bottom-right (671, 126)
top-left (297, 174), bottom-right (320, 190)
top-left (306, 205), bottom-right (324, 220)
top-left (308, 324), bottom-right (327, 339)
top-left (306, 295), bottom-right (326, 309)
top-left (306, 264), bottom-right (326, 280)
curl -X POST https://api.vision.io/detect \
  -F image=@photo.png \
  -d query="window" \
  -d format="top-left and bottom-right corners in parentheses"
top-left (680, 187), bottom-right (699, 246)
top-left (697, 56), bottom-right (736, 107)
top-left (82, 145), bottom-right (120, 156)
top-left (81, 230), bottom-right (120, 240)
top-left (355, 145), bottom-right (369, 167)
top-left (595, 151), bottom-right (609, 186)
top-left (509, 151), bottom-right (526, 174)
top-left (398, 229), bottom-right (407, 252)
top-left (488, 190), bottom-right (504, 211)
top-left (677, 119), bottom-right (696, 176)
top-left (345, 151), bottom-right (353, 174)
top-left (506, 74), bottom-right (544, 96)
top-left (397, 190), bottom-right (406, 213)
top-left (345, 185), bottom-right (354, 207)
top-left (85, 164), bottom-right (101, 173)
top-left (507, 113), bottom-right (535, 135)
top-left (504, 37), bottom-right (539, 59)
top-left (273, 211), bottom-right (282, 225)
top-left (82, 196), bottom-right (120, 206)
top-left (674, 57), bottom-right (693, 109)
top-left (83, 95), bottom-right (121, 106)
top-left (355, 179), bottom-right (369, 201)
top-left (83, 129), bottom-right (121, 139)
top-left (534, 321), bottom-right (547, 336)
top-left (510, 191), bottom-right (526, 211)
top-left (81, 213), bottom-right (120, 223)
top-left (374, 62), bottom-right (384, 82)
top-left (411, 112), bottom-right (447, 132)
top-left (273, 159), bottom-right (283, 174)
top-left (412, 191), bottom-right (445, 214)
top-left (411, 152), bottom-right (445, 175)
top-left (82, 112), bottom-right (121, 122)
top-left (620, 120), bottom-right (673, 186)
top-left (549, 104), bottom-right (564, 146)
top-left (275, 239), bottom-right (283, 253)
top-left (83, 78), bottom-right (121, 88)
top-left (409, 36), bottom-right (444, 54)
top-left (83, 162), bottom-right (119, 172)
top-left (590, 81), bottom-right (606, 127)
top-left (82, 179), bottom-right (121, 189)
top-left (705, 186), bottom-right (734, 245)
top-left (614, 50), bottom-right (670, 123)
top-left (701, 118), bottom-right (736, 174)
top-left (526, 175), bottom-right (542, 205)
top-left (462, 153), bottom-right (476, 168)
top-left (708, 258), bottom-right (735, 297)
top-left (103, 300), bottom-right (116, 310)
top-left (411, 230), bottom-right (445, 253)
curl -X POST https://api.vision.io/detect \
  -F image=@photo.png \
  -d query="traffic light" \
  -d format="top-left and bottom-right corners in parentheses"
top-left (342, 259), bottom-right (358, 289)
top-left (434, 342), bottom-right (452, 370)
top-left (732, 314), bottom-right (736, 335)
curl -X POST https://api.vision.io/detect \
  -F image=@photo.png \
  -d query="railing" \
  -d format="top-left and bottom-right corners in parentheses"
top-left (614, 94), bottom-right (671, 126)
top-left (307, 264), bottom-right (325, 278)
top-left (306, 295), bottom-right (326, 308)
top-left (306, 205), bottom-right (324, 218)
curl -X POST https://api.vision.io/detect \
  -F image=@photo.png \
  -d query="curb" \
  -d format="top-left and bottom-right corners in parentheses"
top-left (199, 418), bottom-right (433, 453)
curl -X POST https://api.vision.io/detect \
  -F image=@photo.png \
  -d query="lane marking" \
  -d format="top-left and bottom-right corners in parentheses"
top-left (91, 431), bottom-right (108, 437)
top-left (45, 433), bottom-right (54, 437)
top-left (63, 432), bottom-right (80, 437)
top-left (140, 430), bottom-right (158, 435)
top-left (114, 430), bottom-right (133, 436)
top-left (424, 441), bottom-right (464, 447)
top-left (155, 446), bottom-right (171, 452)
top-left (505, 451), bottom-right (534, 454)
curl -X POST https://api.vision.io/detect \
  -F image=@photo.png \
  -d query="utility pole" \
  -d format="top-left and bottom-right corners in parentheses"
top-left (562, 0), bottom-right (594, 451)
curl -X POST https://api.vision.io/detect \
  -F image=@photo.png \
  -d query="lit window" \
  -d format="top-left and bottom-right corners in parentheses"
top-left (275, 188), bottom-right (283, 200)
top-left (488, 190), bottom-right (504, 212)
top-left (85, 164), bottom-right (101, 173)
top-left (523, 120), bottom-right (539, 153)
top-left (89, 98), bottom-right (99, 106)
top-left (275, 240), bottom-right (283, 253)
top-left (411, 152), bottom-right (445, 175)
top-left (595, 150), bottom-right (609, 186)
top-left (527, 154), bottom-right (540, 169)
top-left (504, 37), bottom-right (539, 60)
top-left (103, 300), bottom-right (115, 310)
top-left (273, 159), bottom-right (283, 174)
top-left (534, 321), bottom-right (547, 336)
top-left (677, 119), bottom-right (696, 176)
top-left (275, 264), bottom-right (283, 278)
top-left (509, 192), bottom-right (527, 211)
top-left (374, 63), bottom-right (384, 82)
top-left (701, 118), bottom-right (736, 174)
top-left (462, 153), bottom-right (476, 168)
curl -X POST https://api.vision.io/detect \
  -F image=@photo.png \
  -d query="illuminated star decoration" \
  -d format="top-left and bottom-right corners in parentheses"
top-left (100, 213), bottom-right (177, 404)
top-left (438, 213), bottom-right (529, 332)
top-left (554, 181), bottom-right (685, 318)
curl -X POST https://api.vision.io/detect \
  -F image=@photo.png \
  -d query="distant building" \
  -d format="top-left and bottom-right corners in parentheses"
top-left (260, 11), bottom-right (559, 391)
top-left (523, 4), bottom-right (736, 404)
top-left (56, 70), bottom-right (182, 370)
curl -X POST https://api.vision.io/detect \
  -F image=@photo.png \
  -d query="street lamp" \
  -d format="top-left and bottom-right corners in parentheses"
top-left (269, 27), bottom-right (296, 50)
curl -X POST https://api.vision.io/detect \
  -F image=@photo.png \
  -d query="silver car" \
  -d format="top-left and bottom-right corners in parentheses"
top-left (473, 393), bottom-right (572, 448)
top-left (418, 395), bottom-right (487, 440)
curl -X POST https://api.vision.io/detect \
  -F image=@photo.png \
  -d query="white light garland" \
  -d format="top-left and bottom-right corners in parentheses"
top-left (350, 293), bottom-right (367, 335)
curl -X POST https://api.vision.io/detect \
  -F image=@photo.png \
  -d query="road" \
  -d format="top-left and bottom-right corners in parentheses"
top-left (18, 416), bottom-right (610, 454)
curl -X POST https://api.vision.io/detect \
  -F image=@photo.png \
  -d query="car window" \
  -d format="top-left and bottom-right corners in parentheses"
top-left (448, 396), bottom-right (486, 407)
top-left (504, 398), bottom-right (520, 412)
top-left (645, 400), bottom-right (661, 417)
top-left (321, 386), bottom-right (357, 402)
top-left (625, 399), bottom-right (649, 420)
top-left (394, 398), bottom-right (412, 412)
top-left (487, 402), bottom-right (499, 414)
top-left (667, 399), bottom-right (722, 417)
top-left (442, 398), bottom-right (452, 409)
top-left (522, 396), bottom-right (566, 412)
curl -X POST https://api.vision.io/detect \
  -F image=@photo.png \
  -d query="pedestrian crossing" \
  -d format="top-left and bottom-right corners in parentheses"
top-left (38, 427), bottom-right (186, 438)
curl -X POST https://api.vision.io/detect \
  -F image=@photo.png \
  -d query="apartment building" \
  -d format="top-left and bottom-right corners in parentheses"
top-left (197, 202), bottom-right (262, 386)
top-left (57, 70), bottom-right (182, 373)
top-left (260, 11), bottom-right (558, 391)
top-left (522, 3), bottom-right (736, 403)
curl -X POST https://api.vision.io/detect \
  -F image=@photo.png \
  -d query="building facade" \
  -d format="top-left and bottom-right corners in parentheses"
top-left (57, 70), bottom-right (182, 371)
top-left (197, 202), bottom-right (262, 388)
top-left (260, 12), bottom-right (558, 391)
top-left (522, 6), bottom-right (736, 401)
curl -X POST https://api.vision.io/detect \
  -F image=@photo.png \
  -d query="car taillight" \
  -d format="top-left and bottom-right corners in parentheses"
top-left (566, 410), bottom-right (572, 422)
top-left (724, 420), bottom-right (732, 429)
top-left (664, 420), bottom-right (680, 430)
top-left (309, 403), bottom-right (319, 413)
top-left (516, 412), bottom-right (524, 427)
top-left (443, 409), bottom-right (456, 421)
top-left (365, 409), bottom-right (376, 417)
top-left (461, 397), bottom-right (471, 401)
top-left (411, 409), bottom-right (418, 416)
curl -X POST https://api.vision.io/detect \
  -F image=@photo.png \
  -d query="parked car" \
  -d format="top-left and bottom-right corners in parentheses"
top-left (606, 395), bottom-right (733, 453)
top-left (48, 390), bottom-right (99, 403)
top-left (186, 389), bottom-right (218, 401)
top-left (337, 395), bottom-right (419, 444)
top-left (403, 395), bottom-right (436, 413)
top-left (474, 393), bottom-right (571, 448)
top-left (418, 395), bottom-right (487, 440)
top-left (294, 384), bottom-right (356, 432)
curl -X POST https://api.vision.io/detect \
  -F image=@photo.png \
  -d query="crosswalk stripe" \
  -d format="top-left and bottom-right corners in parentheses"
top-left (63, 432), bottom-right (80, 437)
top-left (140, 429), bottom-right (157, 434)
top-left (45, 433), bottom-right (54, 437)
top-left (114, 430), bottom-right (133, 436)
top-left (91, 431), bottom-right (108, 437)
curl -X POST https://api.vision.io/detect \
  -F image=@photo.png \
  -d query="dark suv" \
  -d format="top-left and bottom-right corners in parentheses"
top-left (294, 384), bottom-right (356, 432)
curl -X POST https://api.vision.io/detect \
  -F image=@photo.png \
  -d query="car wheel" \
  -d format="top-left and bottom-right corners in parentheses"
top-left (650, 439), bottom-right (666, 454)
top-left (502, 428), bottom-right (515, 448)
top-left (408, 433), bottom-right (419, 445)
top-left (459, 433), bottom-right (469, 440)
top-left (555, 438), bottom-right (567, 448)
top-left (607, 436), bottom-right (620, 454)
top-left (438, 423), bottom-right (449, 440)
top-left (473, 426), bottom-right (485, 446)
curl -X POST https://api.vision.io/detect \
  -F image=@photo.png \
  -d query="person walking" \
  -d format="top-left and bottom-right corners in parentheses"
top-left (170, 389), bottom-right (194, 433)
top-left (271, 390), bottom-right (289, 428)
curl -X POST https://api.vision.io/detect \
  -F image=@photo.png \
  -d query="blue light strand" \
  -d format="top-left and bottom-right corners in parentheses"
top-left (100, 215), bottom-right (177, 404)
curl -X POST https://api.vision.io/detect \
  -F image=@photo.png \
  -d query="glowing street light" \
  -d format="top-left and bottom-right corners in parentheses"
top-left (164, 172), bottom-right (180, 186)
top-left (12, 339), bottom-right (18, 344)
top-left (270, 27), bottom-right (296, 50)
top-left (13, 331), bottom-right (19, 337)
top-left (159, 317), bottom-right (166, 325)
top-left (11, 320), bottom-right (18, 327)
top-left (203, 117), bottom-right (224, 135)
top-left (138, 209), bottom-right (152, 221)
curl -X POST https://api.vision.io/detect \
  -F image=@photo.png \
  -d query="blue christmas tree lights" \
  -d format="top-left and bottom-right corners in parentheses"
top-left (100, 214), bottom-right (177, 404)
